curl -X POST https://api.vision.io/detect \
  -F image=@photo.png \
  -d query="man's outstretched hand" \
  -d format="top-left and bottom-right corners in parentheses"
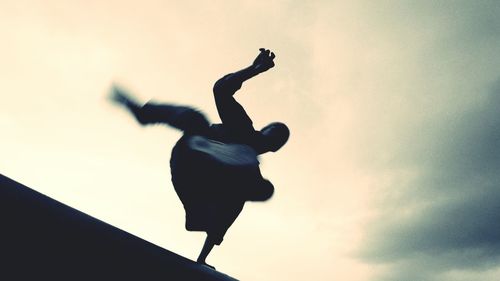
top-left (252, 48), bottom-right (275, 73)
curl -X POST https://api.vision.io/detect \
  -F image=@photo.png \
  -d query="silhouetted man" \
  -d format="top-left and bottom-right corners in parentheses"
top-left (110, 48), bottom-right (289, 269)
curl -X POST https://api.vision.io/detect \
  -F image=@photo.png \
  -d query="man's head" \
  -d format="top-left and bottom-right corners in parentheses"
top-left (260, 122), bottom-right (290, 152)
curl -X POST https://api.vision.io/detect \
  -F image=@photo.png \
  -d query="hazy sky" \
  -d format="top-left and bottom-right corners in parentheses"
top-left (1, 1), bottom-right (500, 280)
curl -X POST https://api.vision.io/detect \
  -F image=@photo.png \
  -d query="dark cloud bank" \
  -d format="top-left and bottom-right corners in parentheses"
top-left (359, 80), bottom-right (500, 281)
top-left (353, 2), bottom-right (500, 280)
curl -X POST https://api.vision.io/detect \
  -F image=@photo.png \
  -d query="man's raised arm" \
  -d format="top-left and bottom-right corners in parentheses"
top-left (213, 48), bottom-right (275, 97)
top-left (213, 49), bottom-right (276, 132)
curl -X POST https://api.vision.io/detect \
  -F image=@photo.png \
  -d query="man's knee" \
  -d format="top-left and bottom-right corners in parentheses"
top-left (174, 109), bottom-right (210, 134)
top-left (247, 179), bottom-right (274, 202)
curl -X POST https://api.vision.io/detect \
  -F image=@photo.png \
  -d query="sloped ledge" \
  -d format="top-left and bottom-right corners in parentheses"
top-left (0, 173), bottom-right (238, 281)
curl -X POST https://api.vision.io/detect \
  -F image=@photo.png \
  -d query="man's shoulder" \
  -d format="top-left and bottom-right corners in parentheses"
top-left (210, 123), bottom-right (224, 129)
top-left (207, 123), bottom-right (225, 137)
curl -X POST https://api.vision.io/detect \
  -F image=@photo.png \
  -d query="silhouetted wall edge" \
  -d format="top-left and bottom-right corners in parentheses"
top-left (0, 173), bottom-right (238, 281)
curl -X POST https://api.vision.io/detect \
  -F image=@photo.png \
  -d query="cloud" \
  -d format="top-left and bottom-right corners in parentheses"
top-left (359, 79), bottom-right (500, 281)
top-left (354, 1), bottom-right (500, 280)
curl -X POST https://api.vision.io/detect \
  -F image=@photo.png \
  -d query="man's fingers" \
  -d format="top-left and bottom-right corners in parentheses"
top-left (256, 48), bottom-right (276, 69)
top-left (258, 48), bottom-right (275, 59)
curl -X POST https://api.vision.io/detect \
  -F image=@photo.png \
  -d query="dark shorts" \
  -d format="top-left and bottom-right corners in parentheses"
top-left (170, 135), bottom-right (273, 244)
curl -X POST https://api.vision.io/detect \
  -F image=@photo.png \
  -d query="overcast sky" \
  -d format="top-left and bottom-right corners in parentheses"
top-left (1, 1), bottom-right (500, 280)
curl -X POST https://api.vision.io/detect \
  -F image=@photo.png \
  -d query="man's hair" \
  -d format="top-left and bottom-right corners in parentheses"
top-left (261, 122), bottom-right (290, 152)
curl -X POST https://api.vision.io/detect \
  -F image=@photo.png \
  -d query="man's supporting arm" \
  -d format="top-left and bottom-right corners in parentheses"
top-left (197, 235), bottom-right (217, 269)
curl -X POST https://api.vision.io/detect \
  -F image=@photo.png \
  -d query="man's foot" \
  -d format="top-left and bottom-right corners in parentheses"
top-left (109, 85), bottom-right (148, 125)
top-left (197, 260), bottom-right (216, 270)
top-left (109, 85), bottom-right (132, 105)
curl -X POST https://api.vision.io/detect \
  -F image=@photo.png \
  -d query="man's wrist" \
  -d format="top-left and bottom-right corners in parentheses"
top-left (248, 64), bottom-right (262, 74)
top-left (236, 65), bottom-right (261, 81)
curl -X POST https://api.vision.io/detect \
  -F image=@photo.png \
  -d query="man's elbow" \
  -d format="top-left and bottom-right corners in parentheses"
top-left (213, 74), bottom-right (242, 97)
